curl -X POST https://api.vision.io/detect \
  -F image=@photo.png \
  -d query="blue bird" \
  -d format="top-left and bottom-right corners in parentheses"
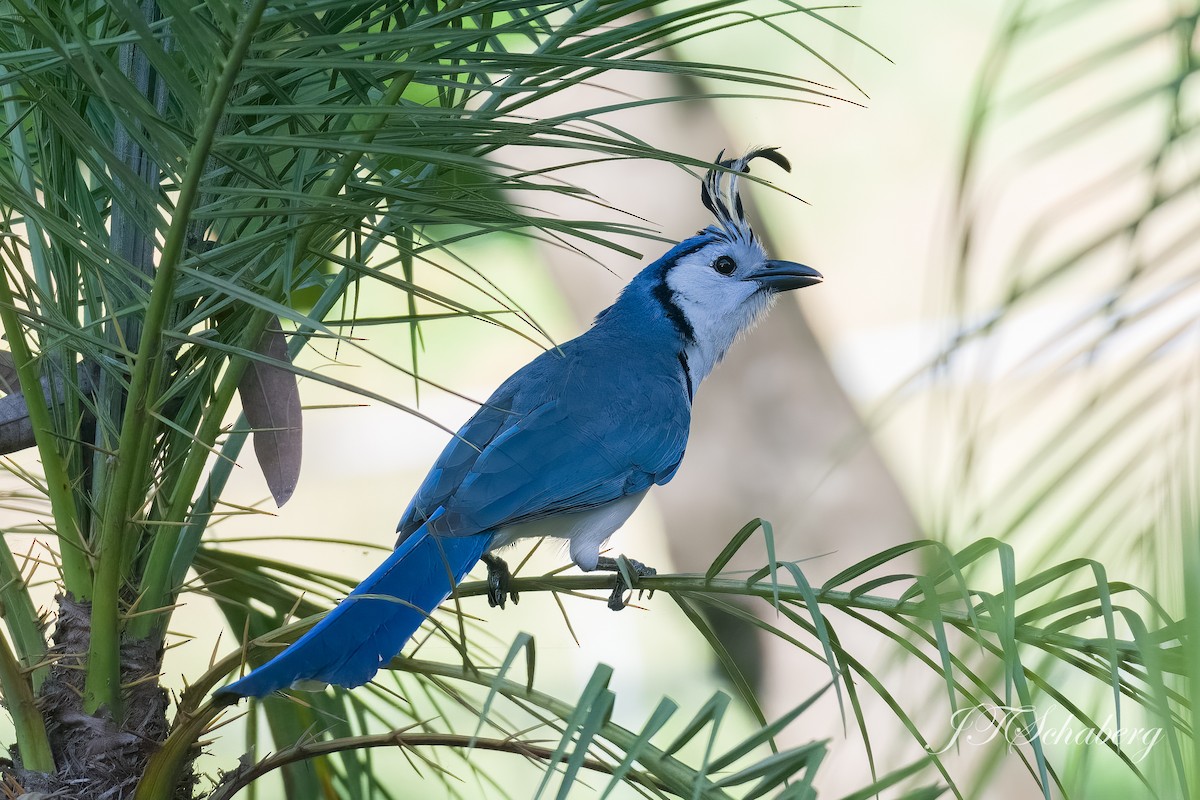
top-left (217, 148), bottom-right (821, 700)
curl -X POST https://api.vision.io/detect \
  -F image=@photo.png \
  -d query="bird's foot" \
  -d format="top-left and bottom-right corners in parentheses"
top-left (481, 553), bottom-right (519, 609)
top-left (594, 556), bottom-right (657, 611)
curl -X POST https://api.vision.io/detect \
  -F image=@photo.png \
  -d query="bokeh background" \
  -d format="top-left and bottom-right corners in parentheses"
top-left (4, 1), bottom-right (1192, 797)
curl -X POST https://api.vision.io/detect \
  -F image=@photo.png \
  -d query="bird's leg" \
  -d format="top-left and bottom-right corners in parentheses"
top-left (481, 553), bottom-right (519, 609)
top-left (594, 556), bottom-right (657, 611)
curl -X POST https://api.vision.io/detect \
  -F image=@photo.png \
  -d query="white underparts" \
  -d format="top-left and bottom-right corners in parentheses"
top-left (489, 489), bottom-right (649, 571)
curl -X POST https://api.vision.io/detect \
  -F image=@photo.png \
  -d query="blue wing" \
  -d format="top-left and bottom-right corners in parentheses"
top-left (396, 390), bottom-right (516, 540)
top-left (399, 340), bottom-right (690, 540)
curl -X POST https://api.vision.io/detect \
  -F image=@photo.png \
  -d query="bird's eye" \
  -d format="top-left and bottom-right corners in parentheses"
top-left (712, 255), bottom-right (737, 276)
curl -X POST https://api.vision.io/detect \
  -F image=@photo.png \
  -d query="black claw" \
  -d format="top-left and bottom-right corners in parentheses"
top-left (594, 556), bottom-right (657, 611)
top-left (607, 590), bottom-right (624, 612)
top-left (481, 553), bottom-right (519, 609)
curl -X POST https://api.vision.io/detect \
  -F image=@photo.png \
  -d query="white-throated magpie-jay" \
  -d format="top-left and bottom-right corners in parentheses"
top-left (218, 148), bottom-right (821, 699)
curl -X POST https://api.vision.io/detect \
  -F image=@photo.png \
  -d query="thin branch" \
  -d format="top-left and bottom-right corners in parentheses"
top-left (208, 729), bottom-right (670, 800)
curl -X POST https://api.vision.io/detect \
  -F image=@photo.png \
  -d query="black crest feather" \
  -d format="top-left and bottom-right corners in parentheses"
top-left (700, 147), bottom-right (791, 243)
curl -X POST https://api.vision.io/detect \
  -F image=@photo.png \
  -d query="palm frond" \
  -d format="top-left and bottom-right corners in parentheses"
top-left (925, 4), bottom-right (1199, 794)
top-left (939, 0), bottom-right (1200, 575)
top-left (0, 1), bottom-right (881, 796)
top-left (176, 532), bottom-right (1181, 799)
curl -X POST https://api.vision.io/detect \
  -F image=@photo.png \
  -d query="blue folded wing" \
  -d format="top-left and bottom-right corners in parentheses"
top-left (432, 367), bottom-right (690, 536)
top-left (399, 343), bottom-right (690, 542)
top-left (396, 392), bottom-right (516, 542)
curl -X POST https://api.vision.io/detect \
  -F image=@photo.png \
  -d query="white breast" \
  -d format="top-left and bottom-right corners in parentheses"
top-left (489, 490), bottom-right (649, 571)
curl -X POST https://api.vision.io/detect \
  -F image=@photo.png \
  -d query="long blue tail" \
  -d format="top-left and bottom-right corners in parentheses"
top-left (217, 525), bottom-right (491, 699)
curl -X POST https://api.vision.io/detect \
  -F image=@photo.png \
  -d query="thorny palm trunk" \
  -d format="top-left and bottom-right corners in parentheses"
top-left (1, 4), bottom-right (192, 798)
top-left (7, 599), bottom-right (192, 799)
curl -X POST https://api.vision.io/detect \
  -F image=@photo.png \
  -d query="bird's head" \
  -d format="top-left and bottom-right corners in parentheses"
top-left (624, 148), bottom-right (821, 385)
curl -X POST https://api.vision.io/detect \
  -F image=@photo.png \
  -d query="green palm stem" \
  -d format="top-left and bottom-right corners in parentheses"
top-left (131, 427), bottom-right (249, 642)
top-left (130, 264), bottom-right (357, 642)
top-left (128, 292), bottom-right (280, 641)
top-left (95, 0), bottom-right (171, 570)
top-left (0, 622), bottom-right (54, 772)
top-left (82, 0), bottom-right (269, 718)
top-left (0, 71), bottom-right (92, 596)
top-left (0, 533), bottom-right (48, 689)
top-left (129, 52), bottom-right (426, 642)
top-left (134, 180), bottom-right (423, 640)
top-left (0, 270), bottom-right (91, 595)
top-left (133, 700), bottom-right (222, 800)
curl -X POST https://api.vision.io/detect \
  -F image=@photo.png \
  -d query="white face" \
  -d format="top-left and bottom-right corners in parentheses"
top-left (666, 238), bottom-right (777, 385)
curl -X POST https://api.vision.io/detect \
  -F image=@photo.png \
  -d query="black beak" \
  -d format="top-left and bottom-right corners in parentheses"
top-left (745, 260), bottom-right (823, 292)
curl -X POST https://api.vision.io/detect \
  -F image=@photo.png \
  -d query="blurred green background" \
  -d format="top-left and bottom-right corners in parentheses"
top-left (3, 1), bottom-right (1192, 797)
